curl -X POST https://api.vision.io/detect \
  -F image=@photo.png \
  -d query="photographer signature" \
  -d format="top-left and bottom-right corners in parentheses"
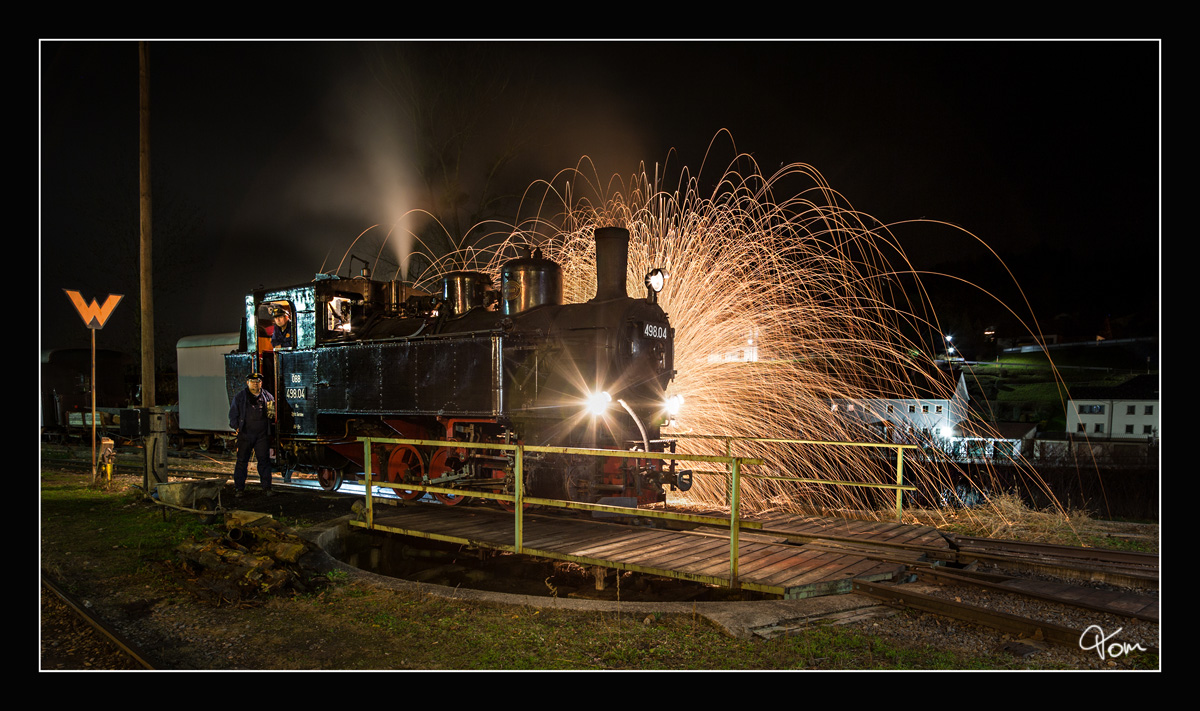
top-left (1079, 625), bottom-right (1147, 660)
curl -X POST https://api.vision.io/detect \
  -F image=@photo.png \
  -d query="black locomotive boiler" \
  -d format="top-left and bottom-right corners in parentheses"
top-left (224, 227), bottom-right (690, 507)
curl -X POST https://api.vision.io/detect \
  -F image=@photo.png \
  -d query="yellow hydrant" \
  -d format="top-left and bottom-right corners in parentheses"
top-left (99, 437), bottom-right (116, 482)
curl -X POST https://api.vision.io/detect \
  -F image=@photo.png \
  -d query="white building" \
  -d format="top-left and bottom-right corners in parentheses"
top-left (949, 420), bottom-right (1038, 463)
top-left (1066, 374), bottom-right (1159, 441)
top-left (830, 362), bottom-right (970, 445)
top-left (706, 325), bottom-right (761, 363)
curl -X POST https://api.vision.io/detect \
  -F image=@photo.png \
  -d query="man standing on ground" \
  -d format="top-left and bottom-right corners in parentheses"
top-left (228, 372), bottom-right (276, 497)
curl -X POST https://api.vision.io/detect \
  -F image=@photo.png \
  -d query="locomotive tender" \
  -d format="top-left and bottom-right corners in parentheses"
top-left (224, 227), bottom-right (690, 506)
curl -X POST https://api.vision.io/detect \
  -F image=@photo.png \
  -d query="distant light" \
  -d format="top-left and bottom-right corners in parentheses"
top-left (940, 425), bottom-right (954, 438)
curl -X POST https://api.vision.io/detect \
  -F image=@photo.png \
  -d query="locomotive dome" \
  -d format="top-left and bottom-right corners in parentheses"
top-left (500, 247), bottom-right (563, 315)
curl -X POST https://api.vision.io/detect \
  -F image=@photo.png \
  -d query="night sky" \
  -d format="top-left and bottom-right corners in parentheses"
top-left (39, 39), bottom-right (1160, 370)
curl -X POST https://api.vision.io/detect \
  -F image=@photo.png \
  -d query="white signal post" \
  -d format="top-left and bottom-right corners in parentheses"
top-left (63, 290), bottom-right (123, 483)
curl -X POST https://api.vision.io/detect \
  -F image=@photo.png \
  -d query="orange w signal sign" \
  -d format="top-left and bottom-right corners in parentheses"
top-left (64, 290), bottom-right (123, 329)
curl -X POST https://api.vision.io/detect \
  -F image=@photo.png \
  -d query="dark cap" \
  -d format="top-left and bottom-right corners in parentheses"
top-left (271, 307), bottom-right (289, 318)
top-left (247, 373), bottom-right (263, 381)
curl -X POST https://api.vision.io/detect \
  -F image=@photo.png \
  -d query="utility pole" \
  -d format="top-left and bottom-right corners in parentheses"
top-left (139, 40), bottom-right (155, 408)
top-left (139, 41), bottom-right (167, 493)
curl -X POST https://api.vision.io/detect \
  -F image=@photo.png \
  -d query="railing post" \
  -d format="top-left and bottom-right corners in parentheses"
top-left (894, 445), bottom-right (905, 522)
top-left (729, 456), bottom-right (740, 585)
top-left (363, 438), bottom-right (375, 529)
top-left (724, 437), bottom-right (734, 506)
top-left (514, 443), bottom-right (524, 552)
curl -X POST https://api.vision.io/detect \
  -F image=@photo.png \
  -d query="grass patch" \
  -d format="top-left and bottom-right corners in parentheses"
top-left (41, 471), bottom-right (209, 578)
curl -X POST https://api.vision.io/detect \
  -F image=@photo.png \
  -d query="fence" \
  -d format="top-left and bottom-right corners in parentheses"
top-left (353, 434), bottom-right (918, 587)
top-left (670, 434), bottom-right (920, 520)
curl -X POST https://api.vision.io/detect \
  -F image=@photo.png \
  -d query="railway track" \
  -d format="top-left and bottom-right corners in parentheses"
top-left (41, 572), bottom-right (156, 670)
top-left (948, 535), bottom-right (1159, 589)
top-left (803, 533), bottom-right (1160, 658)
top-left (644, 508), bottom-right (1160, 656)
top-left (721, 532), bottom-right (1160, 660)
top-left (850, 576), bottom-right (1159, 658)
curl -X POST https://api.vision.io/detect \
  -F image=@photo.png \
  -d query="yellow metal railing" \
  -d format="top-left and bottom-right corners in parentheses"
top-left (355, 434), bottom-right (917, 587)
top-left (358, 437), bottom-right (764, 585)
top-left (669, 434), bottom-right (920, 521)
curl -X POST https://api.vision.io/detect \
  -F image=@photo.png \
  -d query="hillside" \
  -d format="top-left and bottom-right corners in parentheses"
top-left (960, 338), bottom-right (1157, 432)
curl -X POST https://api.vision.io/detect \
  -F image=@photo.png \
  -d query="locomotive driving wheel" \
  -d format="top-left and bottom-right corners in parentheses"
top-left (430, 446), bottom-right (470, 505)
top-left (387, 444), bottom-right (426, 501)
top-left (316, 466), bottom-right (344, 492)
top-left (562, 463), bottom-right (598, 503)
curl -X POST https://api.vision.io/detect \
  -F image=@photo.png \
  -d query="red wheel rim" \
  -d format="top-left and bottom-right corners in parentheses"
top-left (387, 445), bottom-right (425, 500)
top-left (429, 447), bottom-right (468, 505)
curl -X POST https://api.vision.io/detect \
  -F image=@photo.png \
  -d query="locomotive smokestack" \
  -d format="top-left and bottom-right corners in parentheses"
top-left (593, 227), bottom-right (629, 301)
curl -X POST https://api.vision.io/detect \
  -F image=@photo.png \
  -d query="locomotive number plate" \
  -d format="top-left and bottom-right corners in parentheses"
top-left (285, 387), bottom-right (307, 400)
top-left (642, 322), bottom-right (670, 339)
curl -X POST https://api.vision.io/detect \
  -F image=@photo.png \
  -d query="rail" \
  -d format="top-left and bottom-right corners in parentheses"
top-left (42, 571), bottom-right (157, 669)
top-left (669, 434), bottom-right (919, 521)
top-left (357, 437), bottom-right (765, 585)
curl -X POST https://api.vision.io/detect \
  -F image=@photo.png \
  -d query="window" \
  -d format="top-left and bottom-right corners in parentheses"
top-left (922, 405), bottom-right (929, 414)
top-left (887, 404), bottom-right (894, 414)
top-left (1079, 404), bottom-right (1105, 415)
top-left (326, 296), bottom-right (355, 335)
top-left (1094, 423), bottom-right (1104, 434)
top-left (1126, 405), bottom-right (1136, 415)
top-left (1145, 405), bottom-right (1154, 416)
top-left (936, 405), bottom-right (943, 414)
top-left (908, 405), bottom-right (916, 413)
top-left (1077, 423), bottom-right (1086, 432)
top-left (1143, 425), bottom-right (1154, 435)
top-left (1125, 424), bottom-right (1134, 434)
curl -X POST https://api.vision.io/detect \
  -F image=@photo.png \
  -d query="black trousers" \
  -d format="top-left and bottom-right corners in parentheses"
top-left (233, 431), bottom-right (272, 490)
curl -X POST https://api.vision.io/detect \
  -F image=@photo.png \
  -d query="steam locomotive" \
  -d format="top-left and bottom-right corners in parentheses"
top-left (223, 227), bottom-right (691, 507)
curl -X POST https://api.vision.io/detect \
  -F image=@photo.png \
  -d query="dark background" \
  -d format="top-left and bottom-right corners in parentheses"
top-left (40, 39), bottom-right (1160, 373)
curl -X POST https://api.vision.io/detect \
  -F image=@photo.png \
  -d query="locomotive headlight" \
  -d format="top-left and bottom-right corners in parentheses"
top-left (586, 390), bottom-right (612, 416)
top-left (665, 394), bottom-right (684, 417)
top-left (644, 268), bottom-right (667, 293)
